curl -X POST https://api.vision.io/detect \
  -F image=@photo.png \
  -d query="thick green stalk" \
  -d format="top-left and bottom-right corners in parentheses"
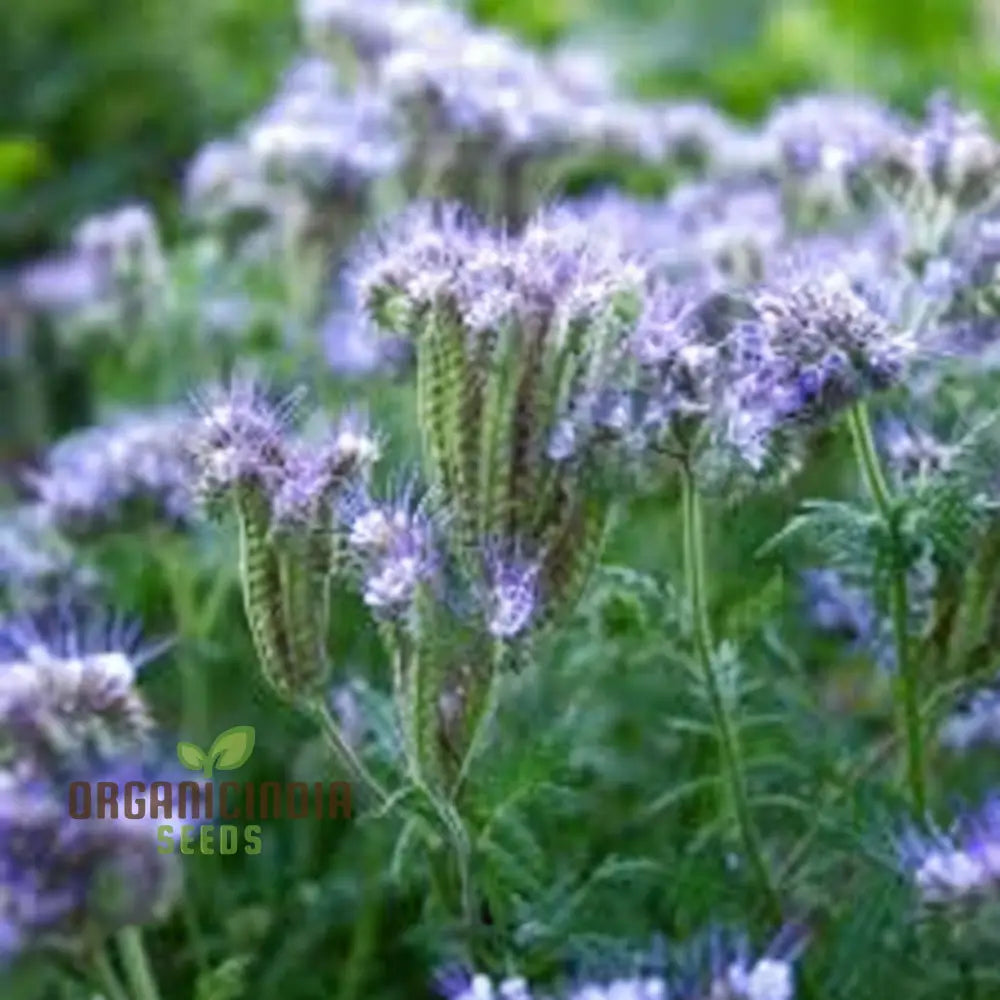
top-left (679, 463), bottom-right (782, 921)
top-left (115, 927), bottom-right (161, 1000)
top-left (847, 402), bottom-right (927, 816)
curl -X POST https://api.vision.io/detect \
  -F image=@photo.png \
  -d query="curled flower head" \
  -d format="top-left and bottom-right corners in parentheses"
top-left (189, 377), bottom-right (302, 515)
top-left (191, 382), bottom-right (384, 700)
top-left (343, 482), bottom-right (440, 618)
top-left (741, 260), bottom-right (912, 435)
top-left (614, 280), bottom-right (739, 465)
top-left (0, 606), bottom-right (165, 781)
top-left (30, 409), bottom-right (195, 537)
top-left (358, 205), bottom-right (641, 631)
top-left (349, 202), bottom-right (480, 334)
top-left (271, 410), bottom-right (381, 534)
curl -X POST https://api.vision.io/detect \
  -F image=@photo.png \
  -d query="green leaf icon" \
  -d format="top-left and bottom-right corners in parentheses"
top-left (207, 725), bottom-right (256, 773)
top-left (177, 741), bottom-right (207, 771)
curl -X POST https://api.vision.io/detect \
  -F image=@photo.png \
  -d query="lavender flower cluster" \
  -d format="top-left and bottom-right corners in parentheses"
top-left (189, 378), bottom-right (380, 699)
top-left (355, 204), bottom-right (643, 633)
top-left (362, 194), bottom-right (912, 491)
top-left (28, 408), bottom-right (196, 538)
top-left (0, 632), bottom-right (150, 783)
top-left (299, 0), bottom-right (746, 179)
top-left (0, 613), bottom-right (178, 957)
top-left (188, 58), bottom-right (402, 241)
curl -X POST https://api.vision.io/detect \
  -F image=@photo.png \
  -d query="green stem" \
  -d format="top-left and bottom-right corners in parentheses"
top-left (115, 927), bottom-right (162, 1000)
top-left (679, 462), bottom-right (782, 922)
top-left (311, 699), bottom-right (390, 809)
top-left (92, 946), bottom-right (131, 1000)
top-left (847, 402), bottom-right (927, 816)
top-left (312, 694), bottom-right (477, 934)
top-left (155, 539), bottom-right (209, 742)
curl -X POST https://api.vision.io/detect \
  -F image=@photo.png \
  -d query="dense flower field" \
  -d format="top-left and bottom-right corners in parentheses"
top-left (3, 2), bottom-right (1000, 998)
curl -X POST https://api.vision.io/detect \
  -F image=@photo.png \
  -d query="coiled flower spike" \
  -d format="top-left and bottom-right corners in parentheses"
top-left (355, 205), bottom-right (643, 641)
top-left (189, 377), bottom-right (379, 702)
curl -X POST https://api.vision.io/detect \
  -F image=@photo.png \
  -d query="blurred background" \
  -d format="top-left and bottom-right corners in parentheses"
top-left (4, 2), bottom-right (1000, 999)
top-left (4, 0), bottom-right (1000, 264)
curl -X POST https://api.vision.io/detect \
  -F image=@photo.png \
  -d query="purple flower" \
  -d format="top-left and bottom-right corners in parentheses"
top-left (899, 796), bottom-right (1000, 904)
top-left (184, 139), bottom-right (274, 231)
top-left (29, 409), bottom-right (196, 537)
top-left (271, 410), bottom-right (381, 533)
top-left (764, 93), bottom-right (908, 179)
top-left (801, 569), bottom-right (878, 643)
top-left (913, 93), bottom-right (1000, 208)
top-left (343, 482), bottom-right (440, 617)
top-left (633, 282), bottom-right (701, 367)
top-left (0, 606), bottom-right (167, 781)
top-left (940, 678), bottom-right (1000, 753)
top-left (482, 546), bottom-right (540, 640)
top-left (362, 538), bottom-right (436, 614)
top-left (742, 262), bottom-right (913, 433)
top-left (189, 376), bottom-right (303, 514)
top-left (877, 417), bottom-right (956, 483)
top-left (299, 0), bottom-right (466, 66)
top-left (656, 100), bottom-right (743, 171)
top-left (435, 925), bottom-right (804, 999)
top-left (246, 68), bottom-right (402, 199)
top-left (0, 769), bottom-right (180, 957)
